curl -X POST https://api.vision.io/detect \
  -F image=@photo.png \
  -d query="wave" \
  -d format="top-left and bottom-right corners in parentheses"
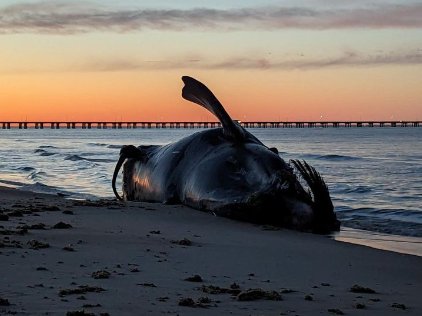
top-left (18, 181), bottom-right (92, 199)
top-left (295, 153), bottom-right (363, 161)
top-left (39, 145), bottom-right (57, 149)
top-left (34, 149), bottom-right (56, 156)
top-left (64, 154), bottom-right (114, 163)
top-left (64, 154), bottom-right (86, 161)
top-left (316, 154), bottom-right (362, 161)
top-left (87, 143), bottom-right (122, 149)
top-left (342, 186), bottom-right (373, 194)
top-left (337, 207), bottom-right (422, 224)
top-left (88, 143), bottom-right (109, 147)
top-left (339, 215), bottom-right (422, 238)
top-left (17, 166), bottom-right (36, 172)
top-left (28, 170), bottom-right (47, 181)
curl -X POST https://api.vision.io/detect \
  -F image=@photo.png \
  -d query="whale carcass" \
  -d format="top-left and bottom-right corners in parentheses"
top-left (112, 76), bottom-right (340, 233)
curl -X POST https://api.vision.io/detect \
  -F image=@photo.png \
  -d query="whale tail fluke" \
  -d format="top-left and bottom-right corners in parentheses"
top-left (181, 76), bottom-right (245, 141)
top-left (290, 159), bottom-right (340, 233)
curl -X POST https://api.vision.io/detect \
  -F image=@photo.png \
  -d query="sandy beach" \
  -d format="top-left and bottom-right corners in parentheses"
top-left (1, 186), bottom-right (421, 316)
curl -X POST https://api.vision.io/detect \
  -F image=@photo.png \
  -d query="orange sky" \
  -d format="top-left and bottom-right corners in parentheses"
top-left (0, 1), bottom-right (421, 122)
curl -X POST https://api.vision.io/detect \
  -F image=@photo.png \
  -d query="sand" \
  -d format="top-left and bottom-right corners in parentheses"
top-left (0, 186), bottom-right (421, 316)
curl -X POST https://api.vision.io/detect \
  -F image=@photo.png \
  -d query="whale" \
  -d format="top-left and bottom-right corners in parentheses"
top-left (112, 76), bottom-right (340, 233)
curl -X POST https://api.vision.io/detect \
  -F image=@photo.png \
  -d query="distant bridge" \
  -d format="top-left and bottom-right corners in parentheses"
top-left (0, 121), bottom-right (421, 130)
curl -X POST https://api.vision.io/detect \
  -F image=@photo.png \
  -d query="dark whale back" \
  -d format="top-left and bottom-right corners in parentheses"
top-left (123, 127), bottom-right (289, 202)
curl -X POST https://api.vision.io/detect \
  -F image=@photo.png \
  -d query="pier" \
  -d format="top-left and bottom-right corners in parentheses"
top-left (0, 121), bottom-right (421, 130)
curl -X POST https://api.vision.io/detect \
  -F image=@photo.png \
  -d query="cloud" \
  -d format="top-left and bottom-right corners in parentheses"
top-left (83, 50), bottom-right (422, 71)
top-left (1, 1), bottom-right (422, 34)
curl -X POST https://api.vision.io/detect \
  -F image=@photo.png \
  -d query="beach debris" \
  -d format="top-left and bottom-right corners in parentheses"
top-left (0, 298), bottom-right (11, 306)
top-left (304, 294), bottom-right (313, 301)
top-left (137, 283), bottom-right (156, 287)
top-left (82, 303), bottom-right (101, 308)
top-left (0, 239), bottom-right (22, 249)
top-left (53, 221), bottom-right (73, 229)
top-left (59, 285), bottom-right (106, 296)
top-left (391, 303), bottom-right (407, 310)
top-left (157, 296), bottom-right (169, 302)
top-left (185, 275), bottom-right (203, 282)
top-left (27, 239), bottom-right (50, 250)
top-left (171, 238), bottom-right (192, 246)
top-left (76, 296), bottom-right (86, 300)
top-left (234, 288), bottom-right (282, 301)
top-left (349, 284), bottom-right (376, 294)
top-left (280, 288), bottom-right (296, 294)
top-left (230, 282), bottom-right (240, 289)
top-left (26, 223), bottom-right (47, 230)
top-left (354, 302), bottom-right (366, 309)
top-left (63, 245), bottom-right (75, 252)
top-left (44, 205), bottom-right (61, 211)
top-left (0, 214), bottom-right (9, 221)
top-left (178, 297), bottom-right (212, 308)
top-left (1, 228), bottom-right (27, 235)
top-left (66, 311), bottom-right (95, 316)
top-left (321, 283), bottom-right (331, 287)
top-left (63, 210), bottom-right (74, 215)
top-left (197, 297), bottom-right (211, 304)
top-left (130, 268), bottom-right (140, 273)
top-left (178, 297), bottom-right (196, 307)
top-left (7, 210), bottom-right (23, 217)
top-left (370, 298), bottom-right (381, 302)
top-left (149, 230), bottom-right (161, 234)
top-left (200, 285), bottom-right (230, 294)
top-left (328, 308), bottom-right (344, 315)
top-left (36, 267), bottom-right (48, 271)
top-left (73, 200), bottom-right (122, 208)
top-left (91, 270), bottom-right (111, 279)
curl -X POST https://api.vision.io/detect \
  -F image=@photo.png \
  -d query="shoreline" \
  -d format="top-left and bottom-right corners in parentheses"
top-left (1, 185), bottom-right (421, 315)
top-left (3, 182), bottom-right (422, 258)
top-left (333, 227), bottom-right (422, 257)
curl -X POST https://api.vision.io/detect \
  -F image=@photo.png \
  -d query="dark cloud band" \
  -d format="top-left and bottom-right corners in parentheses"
top-left (84, 50), bottom-right (422, 71)
top-left (1, 2), bottom-right (422, 34)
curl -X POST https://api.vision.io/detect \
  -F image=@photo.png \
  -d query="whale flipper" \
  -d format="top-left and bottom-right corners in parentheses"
top-left (182, 76), bottom-right (245, 141)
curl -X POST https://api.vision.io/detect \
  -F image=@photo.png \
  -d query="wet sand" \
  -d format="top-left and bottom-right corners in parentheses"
top-left (1, 186), bottom-right (421, 315)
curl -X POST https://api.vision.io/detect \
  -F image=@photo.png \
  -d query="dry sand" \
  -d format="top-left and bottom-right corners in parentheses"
top-left (0, 186), bottom-right (421, 316)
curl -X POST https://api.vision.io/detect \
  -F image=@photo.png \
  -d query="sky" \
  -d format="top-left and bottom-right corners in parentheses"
top-left (0, 0), bottom-right (421, 122)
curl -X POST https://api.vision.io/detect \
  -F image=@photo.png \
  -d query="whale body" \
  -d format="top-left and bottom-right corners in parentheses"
top-left (112, 76), bottom-right (340, 233)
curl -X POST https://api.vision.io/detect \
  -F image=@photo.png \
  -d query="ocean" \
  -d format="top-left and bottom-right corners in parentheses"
top-left (1, 127), bottom-right (421, 255)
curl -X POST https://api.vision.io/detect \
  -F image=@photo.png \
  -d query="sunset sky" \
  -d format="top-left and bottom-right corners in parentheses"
top-left (0, 0), bottom-right (421, 122)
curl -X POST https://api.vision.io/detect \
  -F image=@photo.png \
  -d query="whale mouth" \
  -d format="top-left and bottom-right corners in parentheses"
top-left (290, 159), bottom-right (340, 234)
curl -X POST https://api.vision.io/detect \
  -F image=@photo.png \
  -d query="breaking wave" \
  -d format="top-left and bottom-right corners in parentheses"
top-left (64, 154), bottom-right (114, 163)
top-left (316, 154), bottom-right (363, 161)
top-left (34, 149), bottom-right (56, 156)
